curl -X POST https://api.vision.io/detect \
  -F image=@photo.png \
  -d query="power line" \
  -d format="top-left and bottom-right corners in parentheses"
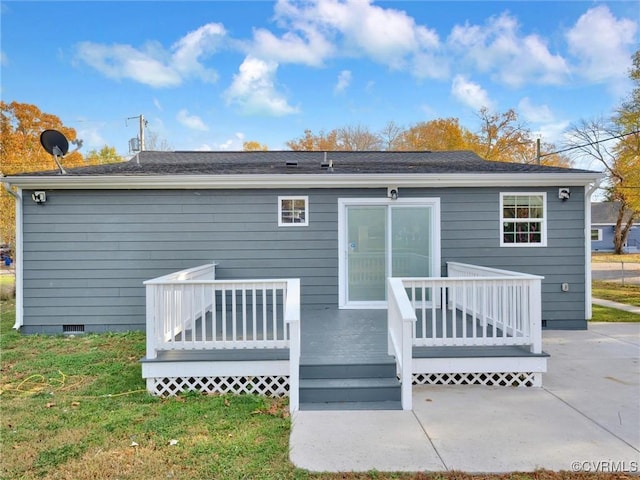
top-left (539, 129), bottom-right (640, 159)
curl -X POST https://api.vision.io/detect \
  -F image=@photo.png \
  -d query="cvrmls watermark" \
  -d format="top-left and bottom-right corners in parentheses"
top-left (571, 460), bottom-right (639, 473)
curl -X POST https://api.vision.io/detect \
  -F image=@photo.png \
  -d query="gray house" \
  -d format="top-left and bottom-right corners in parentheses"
top-left (591, 201), bottom-right (639, 252)
top-left (4, 151), bottom-right (602, 411)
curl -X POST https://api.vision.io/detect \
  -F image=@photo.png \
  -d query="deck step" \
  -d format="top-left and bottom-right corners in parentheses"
top-left (299, 401), bottom-right (402, 411)
top-left (299, 377), bottom-right (401, 404)
top-left (300, 362), bottom-right (396, 380)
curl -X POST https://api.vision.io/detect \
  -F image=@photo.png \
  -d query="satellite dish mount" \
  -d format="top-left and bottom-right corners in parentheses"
top-left (40, 129), bottom-right (82, 175)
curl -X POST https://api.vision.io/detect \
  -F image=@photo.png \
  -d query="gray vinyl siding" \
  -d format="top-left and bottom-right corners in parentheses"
top-left (20, 185), bottom-right (587, 333)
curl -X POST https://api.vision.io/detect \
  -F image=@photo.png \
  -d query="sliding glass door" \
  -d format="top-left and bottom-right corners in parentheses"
top-left (340, 199), bottom-right (439, 307)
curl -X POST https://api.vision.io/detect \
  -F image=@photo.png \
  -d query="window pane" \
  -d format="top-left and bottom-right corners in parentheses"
top-left (530, 207), bottom-right (543, 218)
top-left (503, 196), bottom-right (516, 207)
top-left (529, 196), bottom-right (543, 207)
top-left (391, 207), bottom-right (431, 277)
top-left (503, 207), bottom-right (516, 218)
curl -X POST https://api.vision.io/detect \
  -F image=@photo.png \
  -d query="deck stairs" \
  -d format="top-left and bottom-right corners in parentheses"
top-left (298, 309), bottom-right (401, 410)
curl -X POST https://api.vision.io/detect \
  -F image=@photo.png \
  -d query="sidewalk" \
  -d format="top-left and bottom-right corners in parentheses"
top-left (290, 323), bottom-right (640, 473)
top-left (593, 297), bottom-right (640, 314)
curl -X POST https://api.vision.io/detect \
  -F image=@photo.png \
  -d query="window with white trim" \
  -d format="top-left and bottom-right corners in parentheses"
top-left (500, 193), bottom-right (546, 246)
top-left (591, 229), bottom-right (603, 241)
top-left (278, 196), bottom-right (308, 226)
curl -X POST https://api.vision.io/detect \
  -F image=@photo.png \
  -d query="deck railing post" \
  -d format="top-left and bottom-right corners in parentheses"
top-left (145, 283), bottom-right (158, 361)
top-left (284, 279), bottom-right (301, 413)
top-left (387, 278), bottom-right (416, 411)
top-left (530, 278), bottom-right (542, 354)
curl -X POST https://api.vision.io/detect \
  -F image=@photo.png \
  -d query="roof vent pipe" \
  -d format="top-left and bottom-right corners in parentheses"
top-left (321, 152), bottom-right (332, 169)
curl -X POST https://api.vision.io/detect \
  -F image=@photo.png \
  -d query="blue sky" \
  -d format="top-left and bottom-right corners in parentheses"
top-left (1, 1), bottom-right (638, 165)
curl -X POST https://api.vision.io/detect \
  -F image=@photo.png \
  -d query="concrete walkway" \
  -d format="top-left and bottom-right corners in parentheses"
top-left (593, 297), bottom-right (640, 314)
top-left (290, 323), bottom-right (640, 473)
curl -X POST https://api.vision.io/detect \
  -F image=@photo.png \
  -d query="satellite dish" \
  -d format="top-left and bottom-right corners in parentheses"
top-left (40, 130), bottom-right (69, 157)
top-left (40, 129), bottom-right (71, 174)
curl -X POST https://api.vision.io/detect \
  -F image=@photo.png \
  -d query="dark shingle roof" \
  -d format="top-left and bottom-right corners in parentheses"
top-left (592, 201), bottom-right (634, 224)
top-left (21, 150), bottom-right (599, 176)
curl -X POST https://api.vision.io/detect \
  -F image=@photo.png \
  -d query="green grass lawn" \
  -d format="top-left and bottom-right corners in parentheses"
top-left (0, 299), bottom-right (299, 480)
top-left (592, 280), bottom-right (640, 307)
top-left (591, 304), bottom-right (640, 322)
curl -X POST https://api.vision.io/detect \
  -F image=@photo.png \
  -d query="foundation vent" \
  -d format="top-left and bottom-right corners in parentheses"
top-left (63, 324), bottom-right (85, 334)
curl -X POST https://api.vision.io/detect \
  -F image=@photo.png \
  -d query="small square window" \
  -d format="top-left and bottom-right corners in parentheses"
top-left (278, 196), bottom-right (308, 226)
top-left (500, 193), bottom-right (546, 247)
top-left (591, 229), bottom-right (602, 241)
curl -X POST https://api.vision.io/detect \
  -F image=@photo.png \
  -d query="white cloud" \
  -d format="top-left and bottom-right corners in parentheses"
top-left (334, 70), bottom-right (351, 94)
top-left (518, 97), bottom-right (554, 123)
top-left (177, 109), bottom-right (209, 131)
top-left (77, 126), bottom-right (107, 151)
top-left (271, 0), bottom-right (444, 78)
top-left (536, 121), bottom-right (571, 147)
top-left (451, 75), bottom-right (493, 111)
top-left (153, 98), bottom-right (163, 111)
top-left (223, 56), bottom-right (299, 116)
top-left (566, 5), bottom-right (637, 83)
top-left (75, 42), bottom-right (182, 87)
top-left (250, 27), bottom-right (333, 67)
top-left (74, 23), bottom-right (225, 88)
top-left (365, 80), bottom-right (375, 93)
top-left (0, 50), bottom-right (7, 66)
top-left (171, 23), bottom-right (226, 82)
top-left (448, 12), bottom-right (568, 87)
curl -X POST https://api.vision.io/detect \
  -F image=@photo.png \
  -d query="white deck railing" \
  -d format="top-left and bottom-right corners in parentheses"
top-left (400, 263), bottom-right (543, 353)
top-left (144, 264), bottom-right (301, 410)
top-left (388, 263), bottom-right (543, 409)
top-left (387, 278), bottom-right (416, 410)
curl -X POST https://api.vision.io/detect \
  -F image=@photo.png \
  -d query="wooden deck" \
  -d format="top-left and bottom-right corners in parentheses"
top-left (141, 264), bottom-right (547, 410)
top-left (145, 306), bottom-right (546, 364)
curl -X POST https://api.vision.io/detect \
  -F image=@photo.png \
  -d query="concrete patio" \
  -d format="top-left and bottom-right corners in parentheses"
top-left (290, 322), bottom-right (640, 473)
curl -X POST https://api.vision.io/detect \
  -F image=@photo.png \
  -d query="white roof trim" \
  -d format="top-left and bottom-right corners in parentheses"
top-left (4, 172), bottom-right (603, 190)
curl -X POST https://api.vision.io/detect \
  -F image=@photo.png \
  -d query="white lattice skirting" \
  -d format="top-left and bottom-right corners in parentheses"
top-left (413, 372), bottom-right (539, 387)
top-left (148, 375), bottom-right (290, 397)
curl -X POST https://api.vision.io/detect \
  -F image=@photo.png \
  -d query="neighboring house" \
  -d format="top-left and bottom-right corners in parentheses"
top-left (4, 151), bottom-right (602, 411)
top-left (591, 201), bottom-right (639, 253)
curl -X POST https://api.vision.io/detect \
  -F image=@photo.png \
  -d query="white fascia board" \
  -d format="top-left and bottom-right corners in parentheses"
top-left (4, 172), bottom-right (603, 190)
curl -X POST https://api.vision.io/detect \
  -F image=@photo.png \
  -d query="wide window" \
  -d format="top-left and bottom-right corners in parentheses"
top-left (500, 193), bottom-right (546, 247)
top-left (278, 196), bottom-right (308, 226)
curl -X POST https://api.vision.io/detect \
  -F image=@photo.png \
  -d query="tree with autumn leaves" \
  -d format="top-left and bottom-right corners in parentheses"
top-left (285, 108), bottom-right (573, 168)
top-left (0, 101), bottom-right (122, 252)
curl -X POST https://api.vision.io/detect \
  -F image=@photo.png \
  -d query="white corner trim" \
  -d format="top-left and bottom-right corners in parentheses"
top-left (2, 183), bottom-right (23, 330)
top-left (584, 180), bottom-right (602, 320)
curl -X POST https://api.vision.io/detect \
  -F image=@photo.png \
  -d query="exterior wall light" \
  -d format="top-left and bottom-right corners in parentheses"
top-left (32, 191), bottom-right (46, 204)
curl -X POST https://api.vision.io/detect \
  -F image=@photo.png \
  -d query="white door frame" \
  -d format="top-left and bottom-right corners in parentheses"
top-left (338, 197), bottom-right (441, 309)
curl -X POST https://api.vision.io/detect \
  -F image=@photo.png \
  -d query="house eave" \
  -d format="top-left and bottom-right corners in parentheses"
top-left (4, 172), bottom-right (604, 190)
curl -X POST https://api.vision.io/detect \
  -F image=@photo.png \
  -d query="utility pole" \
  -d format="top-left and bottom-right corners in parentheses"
top-left (127, 114), bottom-right (147, 151)
top-left (536, 138), bottom-right (541, 165)
top-left (139, 114), bottom-right (146, 151)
